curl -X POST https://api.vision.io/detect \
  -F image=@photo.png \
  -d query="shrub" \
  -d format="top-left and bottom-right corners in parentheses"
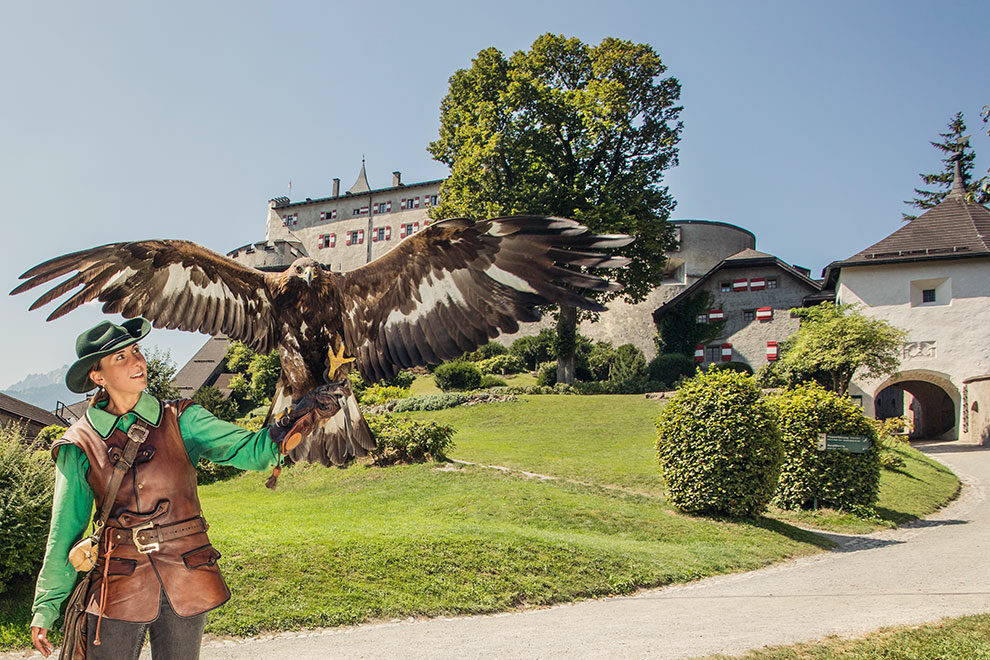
top-left (359, 384), bottom-right (411, 405)
top-left (366, 415), bottom-right (455, 465)
top-left (608, 344), bottom-right (648, 393)
top-left (433, 360), bottom-right (482, 391)
top-left (535, 361), bottom-right (557, 387)
top-left (465, 341), bottom-right (508, 361)
top-left (509, 329), bottom-right (557, 370)
top-left (35, 425), bottom-right (67, 449)
top-left (479, 374), bottom-right (508, 388)
top-left (656, 370), bottom-right (782, 517)
top-left (587, 342), bottom-right (617, 381)
top-left (476, 354), bottom-right (526, 376)
top-left (193, 385), bottom-right (239, 422)
top-left (382, 370), bottom-right (415, 389)
top-left (0, 425), bottom-right (55, 593)
top-left (647, 353), bottom-right (695, 388)
top-left (768, 383), bottom-right (881, 512)
top-left (391, 393), bottom-right (469, 412)
top-left (709, 361), bottom-right (754, 376)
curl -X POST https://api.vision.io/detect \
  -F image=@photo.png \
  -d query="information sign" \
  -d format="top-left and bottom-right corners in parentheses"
top-left (816, 434), bottom-right (871, 453)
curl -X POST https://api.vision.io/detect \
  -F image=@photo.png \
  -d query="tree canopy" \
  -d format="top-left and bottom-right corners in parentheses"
top-left (903, 111), bottom-right (989, 220)
top-left (428, 34), bottom-right (683, 381)
top-left (144, 346), bottom-right (180, 400)
top-left (774, 303), bottom-right (905, 395)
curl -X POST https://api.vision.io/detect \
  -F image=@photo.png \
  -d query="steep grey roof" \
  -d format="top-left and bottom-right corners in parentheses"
top-left (348, 160), bottom-right (371, 194)
top-left (173, 335), bottom-right (230, 397)
top-left (724, 248), bottom-right (773, 261)
top-left (0, 392), bottom-right (63, 427)
top-left (821, 194), bottom-right (990, 287)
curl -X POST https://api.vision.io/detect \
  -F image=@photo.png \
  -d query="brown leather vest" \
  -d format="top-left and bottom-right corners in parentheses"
top-left (54, 400), bottom-right (230, 622)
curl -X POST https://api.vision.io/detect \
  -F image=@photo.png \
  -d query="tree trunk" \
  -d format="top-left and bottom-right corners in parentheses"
top-left (556, 304), bottom-right (577, 385)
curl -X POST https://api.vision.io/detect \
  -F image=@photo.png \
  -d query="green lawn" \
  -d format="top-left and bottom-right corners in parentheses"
top-left (700, 613), bottom-right (990, 659)
top-left (0, 392), bottom-right (961, 649)
top-left (407, 394), bottom-right (960, 532)
top-left (408, 372), bottom-right (536, 396)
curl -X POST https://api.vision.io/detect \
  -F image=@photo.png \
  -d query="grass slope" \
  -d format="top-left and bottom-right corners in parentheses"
top-left (701, 613), bottom-right (990, 659)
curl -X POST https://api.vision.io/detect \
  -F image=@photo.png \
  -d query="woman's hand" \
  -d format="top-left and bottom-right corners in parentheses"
top-left (31, 626), bottom-right (53, 657)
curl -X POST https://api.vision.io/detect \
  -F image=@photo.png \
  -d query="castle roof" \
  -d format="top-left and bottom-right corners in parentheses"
top-left (348, 160), bottom-right (371, 194)
top-left (822, 154), bottom-right (990, 286)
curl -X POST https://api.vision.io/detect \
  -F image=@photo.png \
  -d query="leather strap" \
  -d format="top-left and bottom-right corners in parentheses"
top-left (91, 420), bottom-right (151, 548)
top-left (107, 516), bottom-right (208, 548)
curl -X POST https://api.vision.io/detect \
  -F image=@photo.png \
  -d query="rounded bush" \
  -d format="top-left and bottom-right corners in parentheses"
top-left (769, 383), bottom-right (881, 512)
top-left (35, 425), bottom-right (67, 450)
top-left (656, 370), bottom-right (782, 517)
top-left (0, 427), bottom-right (55, 592)
top-left (359, 384), bottom-right (411, 405)
top-left (535, 361), bottom-right (557, 386)
top-left (366, 414), bottom-right (455, 465)
top-left (466, 341), bottom-right (508, 361)
top-left (648, 353), bottom-right (695, 388)
top-left (477, 354), bottom-right (526, 376)
top-left (479, 374), bottom-right (508, 388)
top-left (383, 370), bottom-right (416, 389)
top-left (433, 360), bottom-right (482, 391)
top-left (608, 344), bottom-right (648, 394)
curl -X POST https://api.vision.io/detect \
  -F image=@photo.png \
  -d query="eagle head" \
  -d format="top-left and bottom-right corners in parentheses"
top-left (283, 257), bottom-right (322, 290)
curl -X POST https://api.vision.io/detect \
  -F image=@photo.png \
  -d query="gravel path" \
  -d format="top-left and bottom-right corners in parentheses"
top-left (7, 442), bottom-right (988, 659)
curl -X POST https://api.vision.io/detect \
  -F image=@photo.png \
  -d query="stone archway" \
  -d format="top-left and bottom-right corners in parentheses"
top-left (874, 370), bottom-right (959, 440)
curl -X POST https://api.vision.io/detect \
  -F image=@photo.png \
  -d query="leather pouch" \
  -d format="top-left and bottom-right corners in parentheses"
top-left (68, 537), bottom-right (97, 572)
top-left (182, 544), bottom-right (221, 570)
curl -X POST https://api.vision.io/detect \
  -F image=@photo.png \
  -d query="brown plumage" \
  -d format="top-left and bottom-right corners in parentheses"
top-left (12, 216), bottom-right (632, 466)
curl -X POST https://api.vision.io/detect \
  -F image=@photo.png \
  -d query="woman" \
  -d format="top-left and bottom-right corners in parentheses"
top-left (30, 318), bottom-right (316, 659)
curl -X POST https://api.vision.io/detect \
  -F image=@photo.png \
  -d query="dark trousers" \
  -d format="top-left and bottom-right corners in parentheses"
top-left (86, 590), bottom-right (206, 660)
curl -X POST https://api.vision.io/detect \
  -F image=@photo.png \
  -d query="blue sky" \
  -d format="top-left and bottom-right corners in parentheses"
top-left (2, 0), bottom-right (987, 389)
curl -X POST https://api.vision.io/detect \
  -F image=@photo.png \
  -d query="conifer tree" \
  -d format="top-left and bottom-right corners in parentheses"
top-left (903, 112), bottom-right (988, 220)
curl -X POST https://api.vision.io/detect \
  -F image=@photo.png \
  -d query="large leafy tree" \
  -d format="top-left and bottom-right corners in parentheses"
top-left (903, 111), bottom-right (989, 220)
top-left (144, 346), bottom-right (180, 400)
top-left (774, 303), bottom-right (906, 395)
top-left (428, 34), bottom-right (683, 383)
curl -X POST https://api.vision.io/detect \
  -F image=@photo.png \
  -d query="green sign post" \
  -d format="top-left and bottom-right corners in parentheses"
top-left (816, 433), bottom-right (871, 453)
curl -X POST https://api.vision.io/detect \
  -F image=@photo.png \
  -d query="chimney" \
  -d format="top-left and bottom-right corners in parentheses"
top-left (392, 171), bottom-right (402, 187)
top-left (332, 178), bottom-right (340, 197)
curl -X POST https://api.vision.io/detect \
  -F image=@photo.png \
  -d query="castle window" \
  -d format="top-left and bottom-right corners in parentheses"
top-left (318, 233), bottom-right (335, 249)
top-left (706, 346), bottom-right (720, 362)
top-left (319, 210), bottom-right (337, 221)
top-left (743, 309), bottom-right (755, 322)
top-left (767, 278), bottom-right (778, 289)
top-left (696, 314), bottom-right (707, 324)
top-left (424, 195), bottom-right (438, 207)
top-left (374, 202), bottom-right (392, 214)
top-left (353, 206), bottom-right (368, 216)
top-left (922, 288), bottom-right (936, 303)
top-left (281, 214), bottom-right (297, 226)
top-left (720, 282), bottom-right (731, 293)
top-left (400, 197), bottom-right (420, 210)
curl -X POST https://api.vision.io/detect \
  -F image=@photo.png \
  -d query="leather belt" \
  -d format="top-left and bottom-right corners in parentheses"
top-left (107, 516), bottom-right (208, 554)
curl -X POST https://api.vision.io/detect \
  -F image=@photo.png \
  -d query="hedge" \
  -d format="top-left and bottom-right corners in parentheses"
top-left (769, 383), bottom-right (881, 512)
top-left (656, 370), bottom-right (782, 517)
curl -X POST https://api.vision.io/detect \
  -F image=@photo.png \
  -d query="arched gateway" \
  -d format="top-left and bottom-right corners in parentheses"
top-left (874, 370), bottom-right (959, 440)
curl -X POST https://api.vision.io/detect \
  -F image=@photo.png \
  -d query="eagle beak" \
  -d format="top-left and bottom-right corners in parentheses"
top-left (304, 266), bottom-right (314, 286)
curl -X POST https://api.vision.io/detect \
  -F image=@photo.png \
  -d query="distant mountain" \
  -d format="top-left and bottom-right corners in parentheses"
top-left (3, 364), bottom-right (81, 412)
top-left (5, 364), bottom-right (70, 392)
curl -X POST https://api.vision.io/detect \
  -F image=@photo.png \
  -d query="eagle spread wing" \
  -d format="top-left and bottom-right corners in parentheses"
top-left (11, 240), bottom-right (277, 353)
top-left (339, 215), bottom-right (632, 382)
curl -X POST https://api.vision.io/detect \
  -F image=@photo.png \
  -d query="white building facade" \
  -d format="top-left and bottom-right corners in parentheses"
top-left (825, 164), bottom-right (990, 443)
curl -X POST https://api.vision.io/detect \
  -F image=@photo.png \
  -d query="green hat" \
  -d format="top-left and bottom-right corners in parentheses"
top-left (65, 318), bottom-right (152, 393)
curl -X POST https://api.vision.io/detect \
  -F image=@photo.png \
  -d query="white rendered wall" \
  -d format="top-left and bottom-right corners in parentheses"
top-left (839, 258), bottom-right (990, 439)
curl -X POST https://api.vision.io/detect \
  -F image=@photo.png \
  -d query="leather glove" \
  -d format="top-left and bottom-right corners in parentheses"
top-left (268, 387), bottom-right (336, 446)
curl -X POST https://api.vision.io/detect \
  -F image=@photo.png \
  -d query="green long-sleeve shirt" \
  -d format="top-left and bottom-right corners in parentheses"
top-left (31, 392), bottom-right (278, 630)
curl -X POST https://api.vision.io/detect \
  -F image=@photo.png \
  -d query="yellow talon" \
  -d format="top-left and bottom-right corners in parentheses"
top-left (326, 344), bottom-right (356, 381)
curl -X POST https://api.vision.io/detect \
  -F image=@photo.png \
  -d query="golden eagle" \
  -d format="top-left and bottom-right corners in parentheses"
top-left (12, 216), bottom-right (631, 466)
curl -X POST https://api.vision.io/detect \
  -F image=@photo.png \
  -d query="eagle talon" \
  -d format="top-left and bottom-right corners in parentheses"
top-left (324, 345), bottom-right (356, 383)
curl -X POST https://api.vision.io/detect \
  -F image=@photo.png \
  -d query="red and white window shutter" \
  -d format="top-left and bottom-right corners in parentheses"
top-left (386, 201), bottom-right (392, 212)
top-left (694, 344), bottom-right (704, 363)
top-left (721, 344), bottom-right (732, 361)
top-left (750, 277), bottom-right (766, 291)
top-left (413, 222), bottom-right (420, 232)
top-left (414, 197), bottom-right (420, 208)
top-left (756, 307), bottom-right (773, 321)
top-left (732, 279), bottom-right (747, 291)
top-left (708, 309), bottom-right (724, 321)
top-left (345, 233), bottom-right (352, 246)
top-left (358, 229), bottom-right (365, 244)
top-left (384, 226), bottom-right (391, 240)
top-left (372, 228), bottom-right (379, 242)
top-left (766, 341), bottom-right (778, 361)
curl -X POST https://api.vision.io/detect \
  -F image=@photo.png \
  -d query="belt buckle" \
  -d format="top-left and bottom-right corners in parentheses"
top-left (132, 522), bottom-right (160, 553)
